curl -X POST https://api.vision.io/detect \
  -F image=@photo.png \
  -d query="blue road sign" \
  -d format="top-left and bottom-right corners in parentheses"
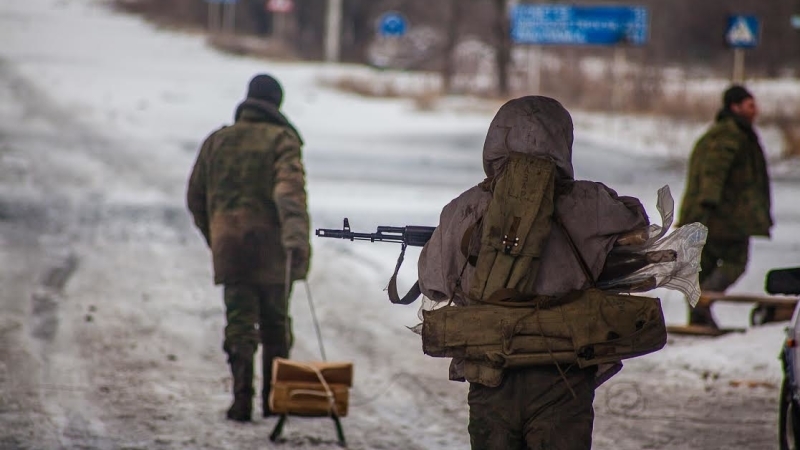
top-left (511, 5), bottom-right (649, 46)
top-left (377, 11), bottom-right (408, 37)
top-left (725, 16), bottom-right (760, 48)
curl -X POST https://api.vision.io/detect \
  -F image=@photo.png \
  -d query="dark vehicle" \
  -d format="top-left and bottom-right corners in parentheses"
top-left (774, 267), bottom-right (800, 450)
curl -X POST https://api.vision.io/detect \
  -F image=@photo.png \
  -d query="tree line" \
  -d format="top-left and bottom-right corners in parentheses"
top-left (117, 0), bottom-right (800, 91)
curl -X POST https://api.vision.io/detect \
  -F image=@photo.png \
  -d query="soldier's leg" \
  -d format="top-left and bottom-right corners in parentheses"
top-left (223, 284), bottom-right (260, 422)
top-left (690, 240), bottom-right (724, 327)
top-left (521, 366), bottom-right (595, 450)
top-left (259, 283), bottom-right (293, 417)
top-left (698, 239), bottom-right (721, 287)
top-left (701, 239), bottom-right (749, 292)
top-left (691, 239), bottom-right (750, 327)
top-left (467, 378), bottom-right (524, 450)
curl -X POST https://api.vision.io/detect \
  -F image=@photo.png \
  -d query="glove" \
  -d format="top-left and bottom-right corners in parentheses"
top-left (285, 244), bottom-right (310, 280)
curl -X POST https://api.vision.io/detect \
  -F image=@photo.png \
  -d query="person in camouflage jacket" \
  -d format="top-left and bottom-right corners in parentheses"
top-left (187, 74), bottom-right (310, 422)
top-left (677, 85), bottom-right (772, 328)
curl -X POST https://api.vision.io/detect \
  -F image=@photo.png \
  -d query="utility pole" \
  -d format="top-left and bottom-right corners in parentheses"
top-left (325, 0), bottom-right (343, 62)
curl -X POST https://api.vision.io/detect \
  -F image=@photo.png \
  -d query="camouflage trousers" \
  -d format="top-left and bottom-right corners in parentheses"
top-left (468, 365), bottom-right (596, 450)
top-left (223, 283), bottom-right (293, 355)
top-left (699, 238), bottom-right (750, 292)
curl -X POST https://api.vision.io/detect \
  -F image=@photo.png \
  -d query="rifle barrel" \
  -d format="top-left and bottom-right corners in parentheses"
top-left (315, 222), bottom-right (436, 247)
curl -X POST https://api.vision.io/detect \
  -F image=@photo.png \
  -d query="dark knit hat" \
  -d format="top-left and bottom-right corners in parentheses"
top-left (247, 74), bottom-right (283, 106)
top-left (723, 85), bottom-right (753, 109)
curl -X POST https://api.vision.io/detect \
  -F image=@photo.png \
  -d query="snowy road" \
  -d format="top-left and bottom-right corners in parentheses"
top-left (1, 1), bottom-right (799, 449)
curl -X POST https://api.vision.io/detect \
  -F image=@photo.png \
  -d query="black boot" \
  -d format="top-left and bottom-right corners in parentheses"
top-left (262, 344), bottom-right (289, 417)
top-left (689, 306), bottom-right (719, 329)
top-left (226, 345), bottom-right (255, 422)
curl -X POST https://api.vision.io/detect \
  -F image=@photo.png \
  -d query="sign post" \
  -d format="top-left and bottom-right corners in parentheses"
top-left (732, 48), bottom-right (745, 84)
top-left (526, 46), bottom-right (541, 95)
top-left (612, 46), bottom-right (628, 110)
top-left (368, 12), bottom-right (408, 69)
top-left (725, 15), bottom-right (760, 83)
top-left (268, 0), bottom-right (294, 41)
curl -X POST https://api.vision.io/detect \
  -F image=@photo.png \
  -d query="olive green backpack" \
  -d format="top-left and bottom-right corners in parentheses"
top-left (421, 153), bottom-right (667, 386)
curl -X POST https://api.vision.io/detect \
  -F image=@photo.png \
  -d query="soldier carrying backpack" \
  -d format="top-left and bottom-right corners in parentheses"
top-left (417, 96), bottom-right (669, 449)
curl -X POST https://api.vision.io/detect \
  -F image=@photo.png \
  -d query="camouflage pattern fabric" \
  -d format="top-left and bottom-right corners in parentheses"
top-left (468, 365), bottom-right (595, 450)
top-left (187, 99), bottom-right (310, 285)
top-left (223, 283), bottom-right (293, 355)
top-left (678, 113), bottom-right (772, 240)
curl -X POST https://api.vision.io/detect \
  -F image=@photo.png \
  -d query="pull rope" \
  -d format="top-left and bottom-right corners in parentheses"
top-left (287, 364), bottom-right (339, 417)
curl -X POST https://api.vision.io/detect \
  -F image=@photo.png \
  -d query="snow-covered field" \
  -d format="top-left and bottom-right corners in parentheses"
top-left (1, 1), bottom-right (799, 449)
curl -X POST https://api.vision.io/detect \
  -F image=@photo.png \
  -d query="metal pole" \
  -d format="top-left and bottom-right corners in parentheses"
top-left (209, 4), bottom-right (218, 33)
top-left (220, 3), bottom-right (233, 34)
top-left (732, 48), bottom-right (745, 83)
top-left (611, 46), bottom-right (627, 111)
top-left (228, 3), bottom-right (236, 34)
top-left (527, 46), bottom-right (541, 94)
top-left (325, 0), bottom-right (343, 62)
top-left (275, 12), bottom-right (287, 42)
top-left (222, 3), bottom-right (229, 34)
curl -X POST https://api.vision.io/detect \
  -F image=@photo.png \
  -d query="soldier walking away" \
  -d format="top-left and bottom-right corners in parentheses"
top-left (187, 74), bottom-right (310, 422)
top-left (417, 97), bottom-right (653, 449)
top-left (677, 85), bottom-right (773, 328)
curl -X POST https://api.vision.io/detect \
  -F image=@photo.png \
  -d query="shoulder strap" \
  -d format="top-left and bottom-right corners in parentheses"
top-left (387, 244), bottom-right (422, 305)
top-left (389, 215), bottom-right (482, 306)
top-left (459, 217), bottom-right (482, 266)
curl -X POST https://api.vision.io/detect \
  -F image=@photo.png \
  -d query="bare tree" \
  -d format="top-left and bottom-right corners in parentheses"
top-left (115, 0), bottom-right (800, 74)
top-left (493, 0), bottom-right (511, 96)
top-left (441, 0), bottom-right (462, 93)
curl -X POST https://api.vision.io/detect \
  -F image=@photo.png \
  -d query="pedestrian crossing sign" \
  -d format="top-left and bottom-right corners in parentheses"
top-left (725, 15), bottom-right (760, 48)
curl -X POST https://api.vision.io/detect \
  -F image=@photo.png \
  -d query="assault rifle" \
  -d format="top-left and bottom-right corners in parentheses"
top-left (316, 218), bottom-right (681, 304)
top-left (315, 218), bottom-right (436, 304)
top-left (315, 218), bottom-right (435, 247)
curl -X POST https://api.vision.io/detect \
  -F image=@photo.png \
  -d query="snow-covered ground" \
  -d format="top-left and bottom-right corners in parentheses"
top-left (1, 1), bottom-right (799, 449)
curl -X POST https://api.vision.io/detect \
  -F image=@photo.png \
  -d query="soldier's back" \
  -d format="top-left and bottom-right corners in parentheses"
top-left (205, 121), bottom-right (285, 216)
